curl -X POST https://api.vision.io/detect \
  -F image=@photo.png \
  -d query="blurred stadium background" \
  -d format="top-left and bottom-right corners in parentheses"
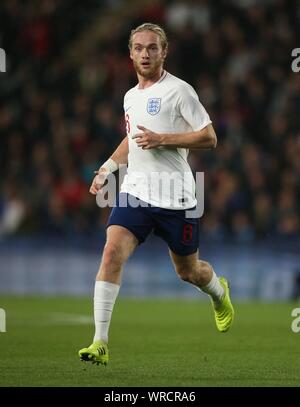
top-left (0, 0), bottom-right (300, 301)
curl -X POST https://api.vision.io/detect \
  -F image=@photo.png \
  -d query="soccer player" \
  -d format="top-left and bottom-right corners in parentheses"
top-left (79, 23), bottom-right (234, 365)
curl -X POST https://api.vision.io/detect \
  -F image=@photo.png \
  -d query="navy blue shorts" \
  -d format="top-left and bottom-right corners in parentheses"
top-left (106, 193), bottom-right (199, 256)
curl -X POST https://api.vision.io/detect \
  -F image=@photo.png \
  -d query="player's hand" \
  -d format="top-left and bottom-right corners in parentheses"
top-left (89, 168), bottom-right (108, 195)
top-left (132, 125), bottom-right (163, 149)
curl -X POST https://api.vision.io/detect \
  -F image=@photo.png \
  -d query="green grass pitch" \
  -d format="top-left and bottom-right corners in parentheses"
top-left (0, 296), bottom-right (299, 387)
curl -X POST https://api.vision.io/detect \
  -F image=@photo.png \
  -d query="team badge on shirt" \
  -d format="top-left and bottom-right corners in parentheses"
top-left (147, 98), bottom-right (161, 115)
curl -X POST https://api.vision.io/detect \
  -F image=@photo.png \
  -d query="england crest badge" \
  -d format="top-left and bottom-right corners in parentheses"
top-left (147, 98), bottom-right (161, 115)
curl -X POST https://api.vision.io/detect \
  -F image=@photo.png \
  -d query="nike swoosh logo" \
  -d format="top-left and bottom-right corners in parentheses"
top-left (125, 106), bottom-right (132, 112)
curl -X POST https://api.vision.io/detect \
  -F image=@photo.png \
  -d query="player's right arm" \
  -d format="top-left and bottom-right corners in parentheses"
top-left (89, 136), bottom-right (129, 195)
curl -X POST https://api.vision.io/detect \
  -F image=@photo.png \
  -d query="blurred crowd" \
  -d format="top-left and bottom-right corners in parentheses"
top-left (0, 0), bottom-right (299, 243)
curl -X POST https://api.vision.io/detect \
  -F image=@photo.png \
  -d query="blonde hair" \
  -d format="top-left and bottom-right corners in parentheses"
top-left (128, 23), bottom-right (168, 51)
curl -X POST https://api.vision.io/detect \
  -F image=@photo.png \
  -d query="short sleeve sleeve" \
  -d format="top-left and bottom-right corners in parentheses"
top-left (176, 83), bottom-right (212, 131)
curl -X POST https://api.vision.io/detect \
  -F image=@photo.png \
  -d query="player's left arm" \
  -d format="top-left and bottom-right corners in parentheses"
top-left (133, 123), bottom-right (217, 150)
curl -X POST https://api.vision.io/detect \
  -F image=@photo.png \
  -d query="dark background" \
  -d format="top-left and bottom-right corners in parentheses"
top-left (0, 0), bottom-right (300, 299)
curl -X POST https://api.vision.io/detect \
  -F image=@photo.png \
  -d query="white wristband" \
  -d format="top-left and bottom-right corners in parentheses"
top-left (100, 158), bottom-right (118, 174)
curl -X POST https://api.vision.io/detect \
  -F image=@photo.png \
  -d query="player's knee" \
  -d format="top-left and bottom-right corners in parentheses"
top-left (102, 243), bottom-right (123, 268)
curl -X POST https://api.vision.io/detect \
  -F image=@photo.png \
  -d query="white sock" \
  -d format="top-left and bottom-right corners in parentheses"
top-left (93, 280), bottom-right (120, 344)
top-left (197, 270), bottom-right (224, 304)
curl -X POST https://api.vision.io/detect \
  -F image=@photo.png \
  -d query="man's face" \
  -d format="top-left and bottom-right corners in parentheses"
top-left (130, 30), bottom-right (167, 79)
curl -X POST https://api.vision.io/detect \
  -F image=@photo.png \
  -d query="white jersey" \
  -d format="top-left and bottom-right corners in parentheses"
top-left (120, 71), bottom-right (212, 209)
